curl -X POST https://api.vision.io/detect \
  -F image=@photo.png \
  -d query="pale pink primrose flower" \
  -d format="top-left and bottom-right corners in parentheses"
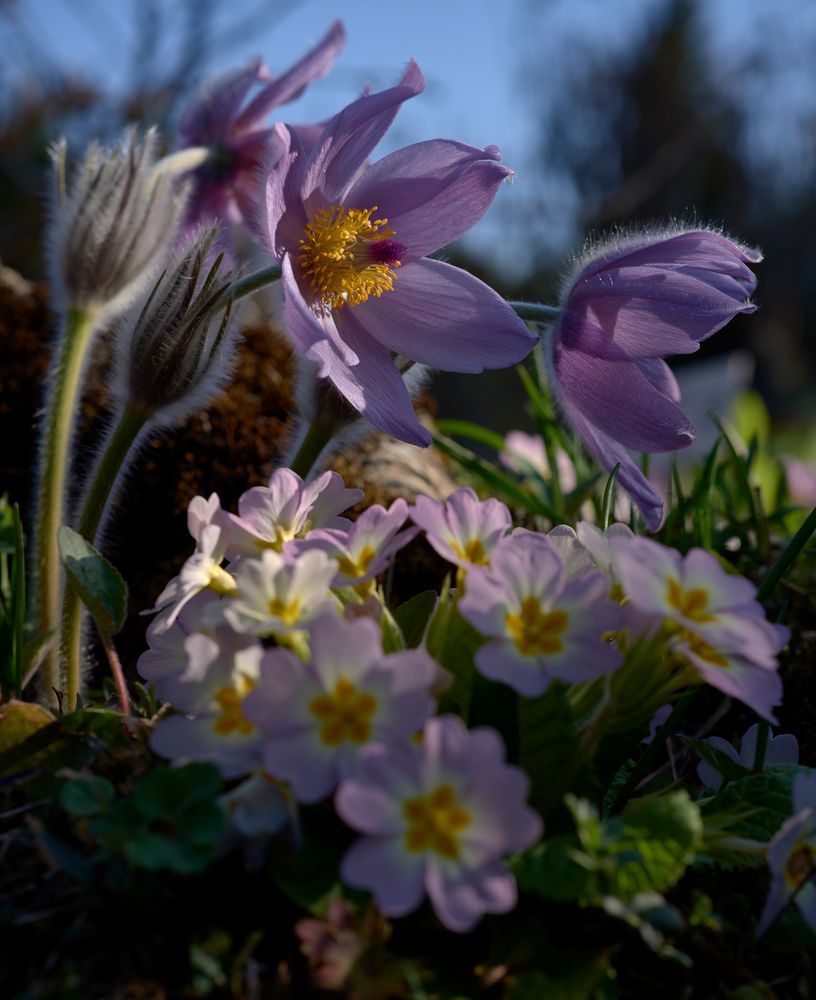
top-left (218, 468), bottom-right (363, 556)
top-left (459, 533), bottom-right (623, 697)
top-left (335, 715), bottom-right (542, 932)
top-left (149, 631), bottom-right (264, 779)
top-left (697, 723), bottom-right (799, 791)
top-left (499, 430), bottom-right (578, 492)
top-left (410, 488), bottom-right (511, 572)
top-left (219, 771), bottom-right (289, 836)
top-left (242, 615), bottom-right (438, 803)
top-left (544, 228), bottom-right (761, 530)
top-left (756, 770), bottom-right (816, 937)
top-left (258, 61), bottom-right (536, 445)
top-left (223, 549), bottom-right (339, 638)
top-left (512, 525), bottom-right (596, 582)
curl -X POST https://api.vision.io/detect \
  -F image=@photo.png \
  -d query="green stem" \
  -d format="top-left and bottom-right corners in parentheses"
top-left (61, 407), bottom-right (147, 712)
top-left (34, 307), bottom-right (99, 704)
top-left (509, 301), bottom-right (561, 323)
top-left (224, 264), bottom-right (282, 305)
top-left (289, 421), bottom-right (335, 479)
top-left (752, 720), bottom-right (770, 772)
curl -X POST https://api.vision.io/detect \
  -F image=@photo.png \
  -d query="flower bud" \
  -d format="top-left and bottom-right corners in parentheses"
top-left (50, 127), bottom-right (186, 316)
top-left (116, 229), bottom-right (241, 424)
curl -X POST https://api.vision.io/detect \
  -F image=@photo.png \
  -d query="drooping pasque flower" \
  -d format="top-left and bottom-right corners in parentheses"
top-left (178, 21), bottom-right (346, 230)
top-left (335, 715), bottom-right (542, 932)
top-left (258, 61), bottom-right (536, 445)
top-left (544, 228), bottom-right (761, 529)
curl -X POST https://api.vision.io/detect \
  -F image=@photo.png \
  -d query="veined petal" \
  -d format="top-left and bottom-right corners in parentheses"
top-left (354, 258), bottom-right (536, 371)
top-left (299, 61), bottom-right (426, 204)
top-left (345, 139), bottom-right (512, 257)
top-left (281, 254), bottom-right (357, 365)
top-left (554, 343), bottom-right (694, 453)
top-left (179, 58), bottom-right (264, 144)
top-left (234, 21), bottom-right (346, 130)
top-left (259, 129), bottom-right (308, 257)
top-left (636, 358), bottom-right (682, 402)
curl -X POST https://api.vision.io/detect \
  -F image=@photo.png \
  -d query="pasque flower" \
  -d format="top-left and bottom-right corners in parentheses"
top-left (258, 61), bottom-right (536, 445)
top-left (545, 228), bottom-right (761, 529)
top-left (178, 21), bottom-right (346, 229)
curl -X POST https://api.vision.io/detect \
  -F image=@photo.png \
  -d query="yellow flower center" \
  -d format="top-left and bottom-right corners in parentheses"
top-left (298, 204), bottom-right (404, 310)
top-left (785, 840), bottom-right (816, 889)
top-left (337, 544), bottom-right (377, 581)
top-left (213, 676), bottom-right (256, 736)
top-left (666, 578), bottom-right (714, 623)
top-left (267, 594), bottom-right (302, 627)
top-left (207, 564), bottom-right (237, 597)
top-left (450, 538), bottom-right (489, 566)
top-left (309, 677), bottom-right (378, 746)
top-left (403, 785), bottom-right (472, 859)
top-left (506, 596), bottom-right (569, 657)
top-left (676, 631), bottom-right (730, 669)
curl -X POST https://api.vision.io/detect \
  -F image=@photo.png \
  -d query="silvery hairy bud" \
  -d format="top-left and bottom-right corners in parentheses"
top-left (115, 228), bottom-right (240, 425)
top-left (50, 126), bottom-right (186, 317)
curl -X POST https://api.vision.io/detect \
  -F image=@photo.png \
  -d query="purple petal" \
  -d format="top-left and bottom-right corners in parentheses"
top-left (281, 254), bottom-right (356, 364)
top-left (553, 343), bottom-right (695, 453)
top-left (341, 836), bottom-right (426, 916)
top-left (636, 358), bottom-right (681, 402)
top-left (345, 139), bottom-right (512, 257)
top-left (234, 21), bottom-right (346, 130)
top-left (353, 258), bottom-right (535, 371)
top-left (425, 858), bottom-right (517, 932)
top-left (257, 126), bottom-right (308, 255)
top-left (299, 61), bottom-right (425, 204)
top-left (179, 58), bottom-right (264, 144)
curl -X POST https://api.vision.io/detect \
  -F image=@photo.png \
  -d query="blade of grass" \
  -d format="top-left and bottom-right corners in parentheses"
top-left (600, 464), bottom-right (621, 531)
top-left (756, 503), bottom-right (816, 602)
top-left (434, 419), bottom-right (507, 453)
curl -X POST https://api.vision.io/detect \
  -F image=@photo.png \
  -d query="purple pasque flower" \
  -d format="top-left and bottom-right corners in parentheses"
top-left (242, 615), bottom-right (438, 803)
top-left (149, 629), bottom-right (264, 778)
top-left (410, 488), bottom-right (511, 573)
top-left (614, 538), bottom-right (787, 720)
top-left (295, 498), bottom-right (419, 591)
top-left (178, 21), bottom-right (346, 229)
top-left (757, 770), bottom-right (816, 937)
top-left (335, 715), bottom-right (541, 932)
top-left (459, 533), bottom-right (622, 697)
top-left (258, 62), bottom-right (536, 446)
top-left (219, 468), bottom-right (362, 556)
top-left (545, 228), bottom-right (761, 530)
top-left (223, 548), bottom-right (340, 638)
top-left (698, 723), bottom-right (799, 791)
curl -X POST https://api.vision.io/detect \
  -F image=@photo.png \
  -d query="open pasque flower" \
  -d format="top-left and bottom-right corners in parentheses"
top-left (545, 228), bottom-right (761, 529)
top-left (258, 62), bottom-right (536, 445)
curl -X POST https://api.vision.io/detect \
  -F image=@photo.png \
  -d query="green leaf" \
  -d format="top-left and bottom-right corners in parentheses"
top-left (512, 834), bottom-right (597, 901)
top-left (58, 525), bottom-right (127, 634)
top-left (270, 828), bottom-right (345, 915)
top-left (60, 773), bottom-right (115, 815)
top-left (133, 762), bottom-right (222, 818)
top-left (701, 764), bottom-right (804, 843)
top-left (518, 682), bottom-right (580, 816)
top-left (379, 604), bottom-right (405, 653)
top-left (393, 590), bottom-right (437, 648)
top-left (425, 597), bottom-right (483, 717)
top-left (681, 735), bottom-right (751, 784)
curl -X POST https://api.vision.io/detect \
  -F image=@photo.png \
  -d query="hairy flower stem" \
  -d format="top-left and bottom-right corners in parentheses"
top-left (288, 421), bottom-right (336, 479)
top-left (61, 407), bottom-right (147, 712)
top-left (34, 306), bottom-right (99, 704)
top-left (509, 301), bottom-right (560, 324)
top-left (225, 264), bottom-right (282, 305)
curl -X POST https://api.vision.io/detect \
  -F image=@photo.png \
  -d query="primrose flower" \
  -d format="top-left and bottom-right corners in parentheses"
top-left (756, 770), bottom-right (816, 937)
top-left (614, 538), bottom-right (787, 719)
top-left (500, 431), bottom-right (578, 491)
top-left (296, 499), bottom-right (419, 589)
top-left (219, 771), bottom-right (289, 836)
top-left (336, 715), bottom-right (541, 932)
top-left (219, 468), bottom-right (362, 556)
top-left (178, 21), bottom-right (345, 229)
top-left (459, 533), bottom-right (622, 697)
top-left (259, 62), bottom-right (536, 445)
top-left (545, 228), bottom-right (761, 529)
top-left (223, 549), bottom-right (340, 638)
top-left (698, 723), bottom-right (799, 791)
top-left (410, 488), bottom-right (511, 572)
top-left (149, 631), bottom-right (263, 778)
top-left (242, 615), bottom-right (438, 802)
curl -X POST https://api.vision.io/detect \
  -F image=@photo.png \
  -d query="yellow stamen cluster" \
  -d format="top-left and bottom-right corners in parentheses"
top-left (309, 677), bottom-right (378, 746)
top-left (267, 594), bottom-right (302, 627)
top-left (506, 596), bottom-right (569, 657)
top-left (451, 538), bottom-right (489, 566)
top-left (299, 204), bottom-right (401, 309)
top-left (666, 578), bottom-right (714, 623)
top-left (403, 785), bottom-right (471, 859)
top-left (337, 544), bottom-right (376, 581)
top-left (213, 676), bottom-right (256, 736)
top-left (785, 841), bottom-right (816, 889)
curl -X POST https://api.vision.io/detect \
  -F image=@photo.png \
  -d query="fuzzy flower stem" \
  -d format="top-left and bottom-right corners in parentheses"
top-left (61, 406), bottom-right (147, 712)
top-left (288, 421), bottom-right (336, 480)
top-left (100, 631), bottom-right (130, 716)
top-left (509, 301), bottom-right (561, 324)
top-left (223, 264), bottom-right (282, 305)
top-left (34, 306), bottom-right (99, 703)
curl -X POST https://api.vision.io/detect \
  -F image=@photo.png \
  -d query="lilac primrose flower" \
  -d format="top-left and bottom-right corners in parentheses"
top-left (336, 715), bottom-right (541, 932)
top-left (258, 62), bottom-right (536, 445)
top-left (459, 533), bottom-right (622, 697)
top-left (242, 615), bottom-right (438, 802)
top-left (219, 468), bottom-right (363, 556)
top-left (545, 228), bottom-right (761, 529)
top-left (219, 771), bottom-right (289, 836)
top-left (614, 538), bottom-right (787, 719)
top-left (698, 723), bottom-right (799, 791)
top-left (410, 488), bottom-right (511, 573)
top-left (757, 770), bottom-right (816, 937)
top-left (149, 630), bottom-right (264, 778)
top-left (499, 431), bottom-right (578, 491)
top-left (178, 21), bottom-right (345, 229)
top-left (296, 498), bottom-right (419, 591)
